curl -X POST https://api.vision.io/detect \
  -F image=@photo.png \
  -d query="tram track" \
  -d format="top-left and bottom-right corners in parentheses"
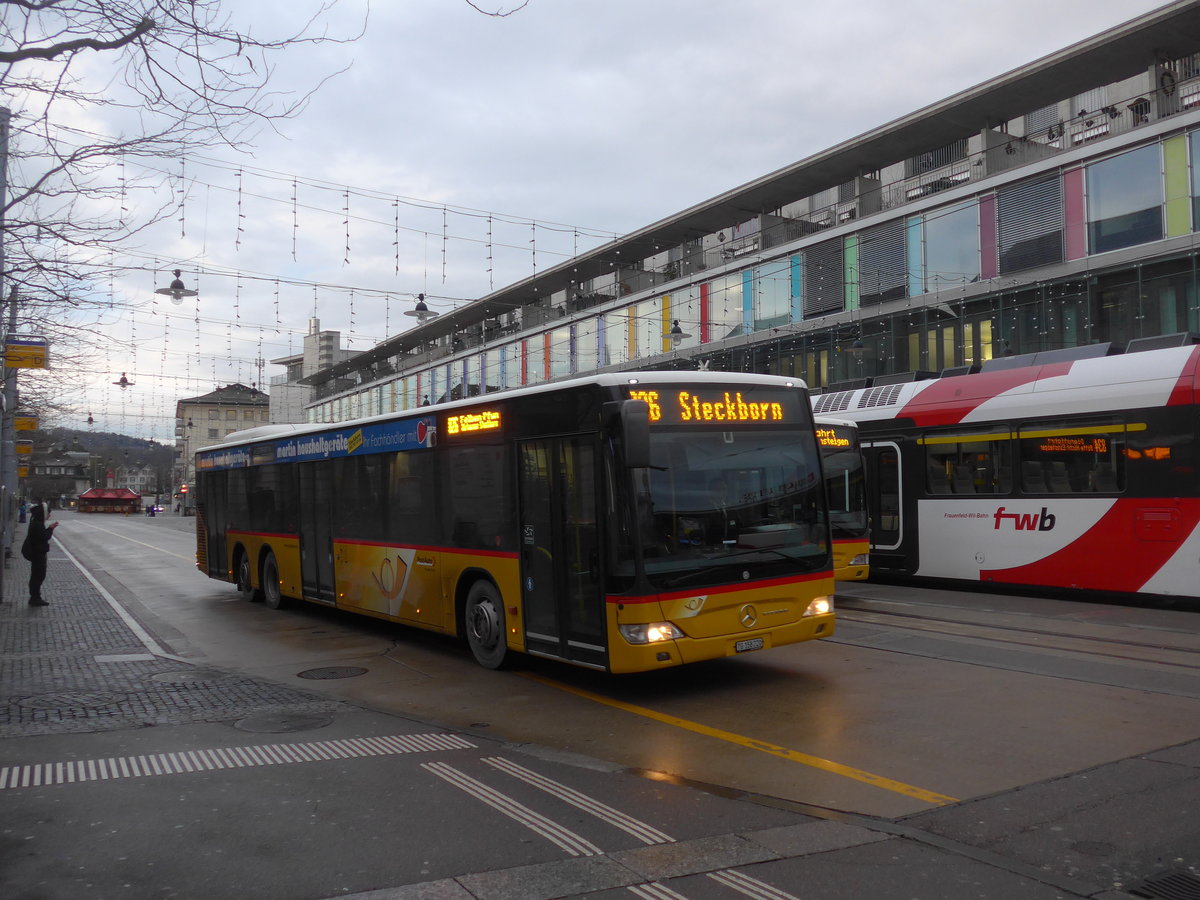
top-left (832, 597), bottom-right (1200, 673)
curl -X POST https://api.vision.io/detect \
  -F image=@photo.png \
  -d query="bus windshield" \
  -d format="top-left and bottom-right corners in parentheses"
top-left (626, 427), bottom-right (829, 589)
top-left (818, 429), bottom-right (868, 540)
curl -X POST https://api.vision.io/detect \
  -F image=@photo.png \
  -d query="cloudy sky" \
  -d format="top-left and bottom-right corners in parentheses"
top-left (30, 0), bottom-right (1169, 442)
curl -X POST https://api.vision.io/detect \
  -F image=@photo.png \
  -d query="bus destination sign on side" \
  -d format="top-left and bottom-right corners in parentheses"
top-left (446, 409), bottom-right (501, 436)
top-left (627, 388), bottom-right (796, 425)
top-left (816, 427), bottom-right (852, 448)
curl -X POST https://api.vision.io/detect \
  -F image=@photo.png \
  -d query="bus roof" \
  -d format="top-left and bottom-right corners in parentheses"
top-left (199, 369), bottom-right (811, 454)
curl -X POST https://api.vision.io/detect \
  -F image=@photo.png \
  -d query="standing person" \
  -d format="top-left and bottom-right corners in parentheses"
top-left (22, 502), bottom-right (58, 607)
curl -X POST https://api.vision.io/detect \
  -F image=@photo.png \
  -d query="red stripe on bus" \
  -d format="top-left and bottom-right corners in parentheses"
top-left (899, 362), bottom-right (1073, 427)
top-left (1166, 344), bottom-right (1200, 407)
top-left (607, 569), bottom-right (832, 605)
top-left (980, 498), bottom-right (1200, 592)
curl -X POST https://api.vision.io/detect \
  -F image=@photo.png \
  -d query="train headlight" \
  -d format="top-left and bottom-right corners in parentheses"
top-left (850, 553), bottom-right (869, 566)
top-left (619, 622), bottom-right (684, 644)
top-left (803, 596), bottom-right (834, 617)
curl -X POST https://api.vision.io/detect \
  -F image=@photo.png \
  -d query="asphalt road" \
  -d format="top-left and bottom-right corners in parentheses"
top-left (2, 510), bottom-right (1197, 899)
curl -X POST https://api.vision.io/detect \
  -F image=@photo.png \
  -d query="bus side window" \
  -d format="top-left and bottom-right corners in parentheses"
top-left (388, 451), bottom-right (439, 546)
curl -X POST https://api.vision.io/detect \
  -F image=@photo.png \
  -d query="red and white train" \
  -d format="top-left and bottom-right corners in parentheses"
top-left (813, 335), bottom-right (1200, 599)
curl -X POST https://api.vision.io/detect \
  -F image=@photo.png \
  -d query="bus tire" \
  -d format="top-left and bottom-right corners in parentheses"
top-left (261, 551), bottom-right (287, 610)
top-left (464, 580), bottom-right (508, 669)
top-left (237, 552), bottom-right (262, 602)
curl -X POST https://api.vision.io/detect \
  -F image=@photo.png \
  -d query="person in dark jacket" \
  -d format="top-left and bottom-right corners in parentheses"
top-left (22, 502), bottom-right (58, 606)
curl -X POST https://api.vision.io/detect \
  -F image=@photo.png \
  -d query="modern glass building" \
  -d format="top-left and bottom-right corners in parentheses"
top-left (301, 3), bottom-right (1200, 421)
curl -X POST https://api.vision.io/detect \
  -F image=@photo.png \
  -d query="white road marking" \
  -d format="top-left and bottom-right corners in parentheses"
top-left (0, 733), bottom-right (476, 790)
top-left (708, 869), bottom-right (803, 900)
top-left (483, 756), bottom-right (674, 845)
top-left (422, 761), bottom-right (601, 857)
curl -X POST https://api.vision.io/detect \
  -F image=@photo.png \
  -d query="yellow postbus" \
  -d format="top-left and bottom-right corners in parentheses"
top-left (194, 371), bottom-right (835, 673)
top-left (815, 416), bottom-right (870, 581)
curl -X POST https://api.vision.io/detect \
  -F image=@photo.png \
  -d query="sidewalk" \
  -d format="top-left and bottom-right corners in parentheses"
top-left (0, 519), bottom-right (348, 739)
top-left (1, 520), bottom-right (1198, 899)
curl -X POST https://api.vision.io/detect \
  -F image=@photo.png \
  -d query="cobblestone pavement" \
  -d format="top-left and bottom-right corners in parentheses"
top-left (0, 522), bottom-right (348, 738)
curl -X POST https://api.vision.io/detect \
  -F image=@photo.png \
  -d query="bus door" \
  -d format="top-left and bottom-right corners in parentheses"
top-left (862, 441), bottom-right (914, 573)
top-left (517, 437), bottom-right (606, 668)
top-left (298, 461), bottom-right (336, 603)
top-left (200, 471), bottom-right (228, 578)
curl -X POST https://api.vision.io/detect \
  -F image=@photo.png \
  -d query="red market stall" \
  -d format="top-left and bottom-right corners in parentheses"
top-left (77, 487), bottom-right (142, 514)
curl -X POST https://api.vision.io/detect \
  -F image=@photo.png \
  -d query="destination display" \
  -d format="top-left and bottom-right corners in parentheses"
top-left (816, 426), bottom-right (853, 448)
top-left (446, 409), bottom-right (501, 436)
top-left (626, 386), bottom-right (800, 425)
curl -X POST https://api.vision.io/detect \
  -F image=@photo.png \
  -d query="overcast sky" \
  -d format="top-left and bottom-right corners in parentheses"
top-left (40, 0), bottom-right (1170, 444)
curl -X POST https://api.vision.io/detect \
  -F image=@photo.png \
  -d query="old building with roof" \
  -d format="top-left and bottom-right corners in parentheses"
top-left (173, 383), bottom-right (269, 507)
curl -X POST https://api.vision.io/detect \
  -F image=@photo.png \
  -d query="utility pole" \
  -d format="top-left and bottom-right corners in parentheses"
top-left (0, 106), bottom-right (11, 604)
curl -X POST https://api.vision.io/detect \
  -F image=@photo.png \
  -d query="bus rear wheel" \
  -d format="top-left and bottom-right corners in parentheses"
top-left (464, 581), bottom-right (508, 669)
top-left (237, 553), bottom-right (262, 602)
top-left (261, 551), bottom-right (287, 610)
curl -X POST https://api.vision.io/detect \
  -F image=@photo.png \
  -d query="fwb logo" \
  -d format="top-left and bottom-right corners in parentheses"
top-left (993, 506), bottom-right (1056, 531)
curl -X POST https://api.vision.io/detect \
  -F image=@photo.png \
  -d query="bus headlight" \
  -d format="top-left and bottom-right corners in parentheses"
top-left (803, 596), bottom-right (834, 617)
top-left (619, 622), bottom-right (684, 644)
top-left (850, 553), bottom-right (869, 566)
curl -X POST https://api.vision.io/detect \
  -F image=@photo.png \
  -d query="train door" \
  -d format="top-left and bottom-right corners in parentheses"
top-left (863, 441), bottom-right (916, 573)
top-left (298, 460), bottom-right (336, 603)
top-left (517, 436), bottom-right (606, 669)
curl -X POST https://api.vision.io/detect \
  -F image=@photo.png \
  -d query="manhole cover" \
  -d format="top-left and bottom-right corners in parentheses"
top-left (297, 666), bottom-right (368, 680)
top-left (151, 668), bottom-right (233, 684)
top-left (18, 691), bottom-right (122, 710)
top-left (233, 713), bottom-right (334, 733)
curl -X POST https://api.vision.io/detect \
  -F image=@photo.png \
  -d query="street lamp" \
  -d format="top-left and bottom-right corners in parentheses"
top-left (403, 293), bottom-right (438, 323)
top-left (666, 319), bottom-right (692, 347)
top-left (155, 269), bottom-right (198, 305)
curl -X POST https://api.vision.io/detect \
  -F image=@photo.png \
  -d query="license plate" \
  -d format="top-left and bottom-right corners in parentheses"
top-left (735, 637), bottom-right (764, 653)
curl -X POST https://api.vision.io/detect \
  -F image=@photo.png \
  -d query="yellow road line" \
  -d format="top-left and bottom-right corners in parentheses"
top-left (521, 672), bottom-right (958, 807)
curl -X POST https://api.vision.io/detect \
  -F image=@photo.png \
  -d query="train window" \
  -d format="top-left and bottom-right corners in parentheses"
top-left (1017, 419), bottom-right (1128, 494)
top-left (920, 429), bottom-right (1012, 495)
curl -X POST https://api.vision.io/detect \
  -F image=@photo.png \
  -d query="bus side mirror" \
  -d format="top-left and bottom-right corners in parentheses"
top-left (603, 400), bottom-right (651, 468)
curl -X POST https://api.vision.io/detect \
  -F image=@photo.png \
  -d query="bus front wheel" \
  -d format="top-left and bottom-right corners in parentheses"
top-left (464, 581), bottom-right (508, 669)
top-left (261, 551), bottom-right (287, 610)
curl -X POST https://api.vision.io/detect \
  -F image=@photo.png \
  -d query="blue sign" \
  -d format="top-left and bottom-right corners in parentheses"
top-left (197, 417), bottom-right (437, 471)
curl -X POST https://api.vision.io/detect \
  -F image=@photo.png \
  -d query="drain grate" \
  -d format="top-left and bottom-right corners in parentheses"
top-left (1129, 870), bottom-right (1200, 900)
top-left (297, 666), bottom-right (368, 680)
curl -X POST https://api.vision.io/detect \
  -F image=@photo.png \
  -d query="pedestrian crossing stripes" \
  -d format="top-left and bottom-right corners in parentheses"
top-left (627, 883), bottom-right (689, 899)
top-left (482, 756), bottom-right (674, 845)
top-left (0, 732), bottom-right (476, 790)
top-left (422, 761), bottom-right (603, 857)
top-left (707, 868), bottom-right (804, 900)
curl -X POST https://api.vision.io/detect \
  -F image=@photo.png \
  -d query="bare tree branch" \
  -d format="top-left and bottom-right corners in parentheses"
top-left (0, 16), bottom-right (154, 62)
top-left (0, 0), bottom-right (364, 397)
top-left (463, 0), bottom-right (531, 17)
